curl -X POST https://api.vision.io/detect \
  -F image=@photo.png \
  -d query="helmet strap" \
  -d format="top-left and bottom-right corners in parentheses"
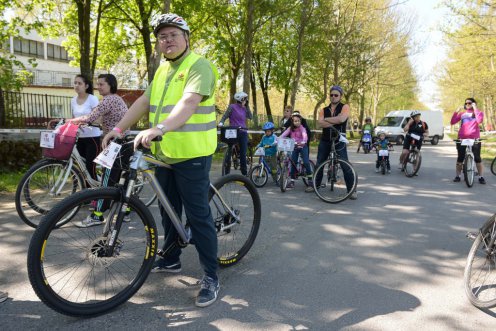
top-left (165, 45), bottom-right (189, 62)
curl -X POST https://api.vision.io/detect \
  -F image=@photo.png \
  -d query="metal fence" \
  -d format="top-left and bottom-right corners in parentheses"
top-left (0, 90), bottom-right (72, 128)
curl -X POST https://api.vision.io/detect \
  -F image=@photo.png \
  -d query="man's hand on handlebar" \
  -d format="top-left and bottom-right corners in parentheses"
top-left (134, 128), bottom-right (162, 150)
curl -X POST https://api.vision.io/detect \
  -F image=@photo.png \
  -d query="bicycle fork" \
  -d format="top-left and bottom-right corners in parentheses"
top-left (50, 157), bottom-right (74, 196)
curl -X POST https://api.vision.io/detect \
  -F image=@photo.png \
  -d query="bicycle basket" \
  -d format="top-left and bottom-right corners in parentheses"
top-left (219, 126), bottom-right (239, 144)
top-left (277, 138), bottom-right (295, 152)
top-left (254, 147), bottom-right (265, 156)
top-left (42, 122), bottom-right (79, 161)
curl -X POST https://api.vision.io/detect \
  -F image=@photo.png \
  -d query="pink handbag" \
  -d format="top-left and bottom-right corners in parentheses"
top-left (42, 122), bottom-right (79, 161)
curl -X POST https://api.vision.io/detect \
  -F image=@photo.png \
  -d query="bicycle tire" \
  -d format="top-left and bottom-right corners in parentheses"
top-left (27, 187), bottom-right (157, 317)
top-left (280, 160), bottom-right (289, 192)
top-left (463, 154), bottom-right (475, 188)
top-left (209, 174), bottom-right (261, 267)
top-left (381, 160), bottom-right (386, 175)
top-left (464, 214), bottom-right (496, 308)
top-left (302, 160), bottom-right (316, 186)
top-left (222, 145), bottom-right (233, 176)
top-left (134, 172), bottom-right (157, 206)
top-left (404, 150), bottom-right (422, 177)
top-left (249, 164), bottom-right (268, 188)
top-left (312, 158), bottom-right (357, 203)
top-left (15, 159), bottom-right (85, 228)
top-left (491, 157), bottom-right (496, 176)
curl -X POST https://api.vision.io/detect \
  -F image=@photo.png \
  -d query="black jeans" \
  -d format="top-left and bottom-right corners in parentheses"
top-left (76, 136), bottom-right (101, 180)
top-left (155, 156), bottom-right (218, 280)
top-left (315, 140), bottom-right (355, 192)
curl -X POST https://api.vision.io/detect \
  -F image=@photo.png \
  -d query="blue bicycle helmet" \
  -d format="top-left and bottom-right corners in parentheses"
top-left (262, 122), bottom-right (275, 130)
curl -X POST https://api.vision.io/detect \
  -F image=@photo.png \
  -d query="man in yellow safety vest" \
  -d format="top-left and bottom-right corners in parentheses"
top-left (103, 13), bottom-right (219, 308)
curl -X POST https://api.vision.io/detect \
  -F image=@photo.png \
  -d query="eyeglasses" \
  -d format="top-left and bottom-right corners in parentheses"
top-left (465, 102), bottom-right (472, 105)
top-left (330, 94), bottom-right (340, 97)
top-left (157, 32), bottom-right (182, 41)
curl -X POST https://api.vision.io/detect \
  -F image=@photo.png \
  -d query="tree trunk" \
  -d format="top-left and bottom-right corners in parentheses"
top-left (242, 0), bottom-right (255, 97)
top-left (91, 0), bottom-right (104, 78)
top-left (250, 72), bottom-right (259, 127)
top-left (75, 0), bottom-right (92, 78)
top-left (148, 0), bottom-right (171, 83)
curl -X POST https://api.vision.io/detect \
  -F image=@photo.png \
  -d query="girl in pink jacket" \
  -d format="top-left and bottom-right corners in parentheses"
top-left (450, 97), bottom-right (485, 184)
top-left (280, 113), bottom-right (313, 189)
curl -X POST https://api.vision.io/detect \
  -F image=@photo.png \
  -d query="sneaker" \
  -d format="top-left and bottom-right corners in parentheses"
top-left (151, 258), bottom-right (182, 273)
top-left (375, 168), bottom-right (379, 173)
top-left (0, 291), bottom-right (8, 303)
top-left (453, 176), bottom-right (461, 182)
top-left (286, 181), bottom-right (295, 189)
top-left (387, 169), bottom-right (391, 174)
top-left (75, 214), bottom-right (104, 228)
top-left (349, 191), bottom-right (358, 200)
top-left (305, 186), bottom-right (314, 193)
top-left (479, 177), bottom-right (486, 184)
top-left (195, 275), bottom-right (220, 307)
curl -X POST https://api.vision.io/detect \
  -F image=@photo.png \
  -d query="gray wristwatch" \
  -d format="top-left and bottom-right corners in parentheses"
top-left (156, 124), bottom-right (166, 135)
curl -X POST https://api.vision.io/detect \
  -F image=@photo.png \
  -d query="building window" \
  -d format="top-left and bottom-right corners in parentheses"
top-left (13, 37), bottom-right (44, 59)
top-left (61, 77), bottom-right (71, 87)
top-left (47, 43), bottom-right (70, 62)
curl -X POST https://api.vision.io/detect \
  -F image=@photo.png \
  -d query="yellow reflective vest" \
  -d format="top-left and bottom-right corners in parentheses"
top-left (149, 52), bottom-right (217, 159)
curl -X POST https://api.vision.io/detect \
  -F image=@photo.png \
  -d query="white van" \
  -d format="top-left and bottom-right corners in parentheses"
top-left (374, 110), bottom-right (444, 145)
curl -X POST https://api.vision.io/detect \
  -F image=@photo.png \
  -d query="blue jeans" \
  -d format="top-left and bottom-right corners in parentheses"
top-left (155, 156), bottom-right (218, 280)
top-left (290, 145), bottom-right (312, 178)
top-left (225, 130), bottom-right (248, 175)
top-left (315, 140), bottom-right (355, 192)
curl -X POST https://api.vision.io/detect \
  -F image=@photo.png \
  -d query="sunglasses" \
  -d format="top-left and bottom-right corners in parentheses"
top-left (465, 102), bottom-right (472, 105)
top-left (330, 94), bottom-right (340, 97)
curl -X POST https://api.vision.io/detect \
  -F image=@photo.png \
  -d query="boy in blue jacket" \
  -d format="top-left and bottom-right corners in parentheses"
top-left (258, 122), bottom-right (278, 183)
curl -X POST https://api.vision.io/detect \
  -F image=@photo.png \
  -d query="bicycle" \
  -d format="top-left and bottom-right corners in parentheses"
top-left (278, 138), bottom-right (316, 192)
top-left (219, 126), bottom-right (253, 176)
top-left (456, 138), bottom-right (481, 187)
top-left (248, 147), bottom-right (281, 188)
top-left (27, 136), bottom-right (261, 317)
top-left (490, 156), bottom-right (496, 176)
top-left (373, 144), bottom-right (393, 175)
top-left (15, 124), bottom-right (156, 228)
top-left (401, 133), bottom-right (422, 177)
top-left (311, 126), bottom-right (358, 203)
top-left (464, 213), bottom-right (496, 308)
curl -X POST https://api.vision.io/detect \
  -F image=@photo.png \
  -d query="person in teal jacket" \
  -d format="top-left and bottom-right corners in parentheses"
top-left (257, 122), bottom-right (278, 182)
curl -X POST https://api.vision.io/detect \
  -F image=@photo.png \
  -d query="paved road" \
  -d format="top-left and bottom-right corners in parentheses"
top-left (1, 139), bottom-right (495, 330)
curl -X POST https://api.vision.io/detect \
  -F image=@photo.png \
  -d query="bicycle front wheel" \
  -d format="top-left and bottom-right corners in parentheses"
top-left (464, 214), bottom-right (496, 308)
top-left (463, 154), bottom-right (475, 187)
top-left (27, 187), bottom-right (157, 317)
top-left (134, 172), bottom-right (157, 206)
top-left (249, 164), bottom-right (268, 188)
top-left (404, 150), bottom-right (422, 177)
top-left (209, 174), bottom-right (261, 267)
top-left (221, 146), bottom-right (232, 176)
top-left (491, 157), bottom-right (496, 176)
top-left (279, 161), bottom-right (290, 192)
top-left (313, 158), bottom-right (357, 203)
top-left (302, 160), bottom-right (316, 186)
top-left (15, 159), bottom-right (85, 228)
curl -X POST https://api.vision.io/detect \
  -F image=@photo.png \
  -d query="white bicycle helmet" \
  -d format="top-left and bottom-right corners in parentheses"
top-left (410, 110), bottom-right (421, 118)
top-left (152, 13), bottom-right (190, 36)
top-left (234, 91), bottom-right (248, 102)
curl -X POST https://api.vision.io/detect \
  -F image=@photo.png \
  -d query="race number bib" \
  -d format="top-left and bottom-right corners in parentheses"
top-left (40, 130), bottom-right (55, 148)
top-left (461, 139), bottom-right (474, 146)
top-left (378, 150), bottom-right (389, 156)
top-left (410, 133), bottom-right (421, 141)
top-left (225, 129), bottom-right (237, 139)
top-left (94, 142), bottom-right (122, 169)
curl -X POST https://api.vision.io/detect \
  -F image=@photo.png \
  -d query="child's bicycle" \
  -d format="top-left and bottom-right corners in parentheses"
top-left (248, 146), bottom-right (281, 187)
top-left (15, 121), bottom-right (156, 228)
top-left (373, 144), bottom-right (394, 175)
top-left (277, 138), bottom-right (315, 192)
top-left (27, 136), bottom-right (261, 317)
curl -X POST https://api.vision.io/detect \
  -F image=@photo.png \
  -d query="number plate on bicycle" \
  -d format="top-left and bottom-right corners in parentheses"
top-left (40, 130), bottom-right (55, 148)
top-left (277, 138), bottom-right (295, 152)
top-left (224, 129), bottom-right (237, 139)
top-left (378, 150), bottom-right (389, 156)
top-left (461, 139), bottom-right (474, 146)
top-left (254, 147), bottom-right (265, 156)
top-left (94, 141), bottom-right (122, 169)
top-left (410, 133), bottom-right (421, 141)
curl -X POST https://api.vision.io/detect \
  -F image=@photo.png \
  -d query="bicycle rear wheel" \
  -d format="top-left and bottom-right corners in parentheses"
top-left (209, 174), bottom-right (261, 267)
top-left (249, 164), bottom-right (268, 188)
top-left (15, 159), bottom-right (85, 228)
top-left (404, 150), bottom-right (421, 177)
top-left (313, 158), bottom-right (357, 203)
top-left (463, 154), bottom-right (475, 187)
top-left (464, 214), bottom-right (496, 308)
top-left (27, 188), bottom-right (157, 316)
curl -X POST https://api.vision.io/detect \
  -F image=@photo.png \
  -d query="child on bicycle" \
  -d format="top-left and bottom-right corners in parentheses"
top-left (257, 121), bottom-right (279, 183)
top-left (373, 131), bottom-right (392, 173)
top-left (280, 112), bottom-right (313, 189)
